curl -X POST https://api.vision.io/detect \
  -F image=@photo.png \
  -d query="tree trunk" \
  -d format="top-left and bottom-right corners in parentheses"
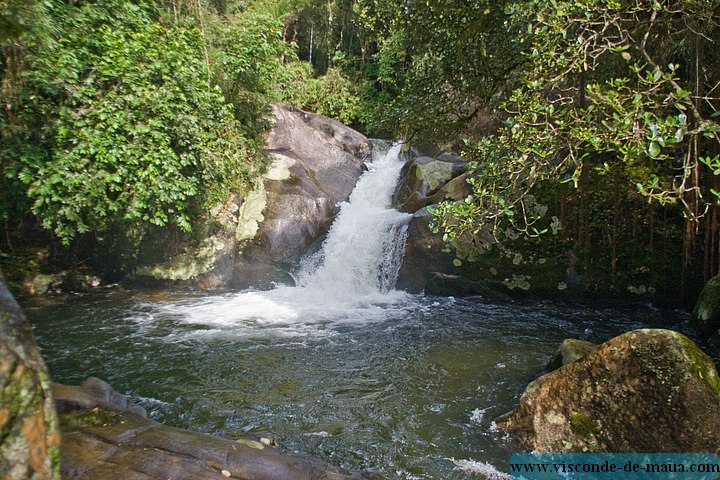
top-left (0, 274), bottom-right (60, 479)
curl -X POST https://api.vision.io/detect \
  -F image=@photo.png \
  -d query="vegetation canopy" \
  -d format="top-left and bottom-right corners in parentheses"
top-left (1, 0), bottom-right (719, 299)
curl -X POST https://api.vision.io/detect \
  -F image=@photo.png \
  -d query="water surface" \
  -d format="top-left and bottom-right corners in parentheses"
top-left (24, 290), bottom-right (686, 479)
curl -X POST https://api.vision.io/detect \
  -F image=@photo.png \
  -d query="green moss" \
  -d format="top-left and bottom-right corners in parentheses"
top-left (0, 359), bottom-right (36, 421)
top-left (570, 412), bottom-right (599, 437)
top-left (676, 333), bottom-right (720, 396)
top-left (60, 408), bottom-right (121, 430)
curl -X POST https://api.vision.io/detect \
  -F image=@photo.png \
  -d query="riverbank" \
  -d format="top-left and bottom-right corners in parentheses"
top-left (55, 378), bottom-right (384, 480)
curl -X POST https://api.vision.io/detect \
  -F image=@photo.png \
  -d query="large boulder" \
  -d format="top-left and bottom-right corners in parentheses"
top-left (0, 274), bottom-right (61, 479)
top-left (394, 150), bottom-right (470, 214)
top-left (55, 378), bottom-right (385, 480)
top-left (393, 145), bottom-right (575, 299)
top-left (495, 329), bottom-right (720, 452)
top-left (136, 104), bottom-right (372, 289)
top-left (240, 104), bottom-right (370, 270)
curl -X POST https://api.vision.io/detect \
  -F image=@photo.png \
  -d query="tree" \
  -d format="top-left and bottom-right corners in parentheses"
top-left (353, 0), bottom-right (523, 140)
top-left (432, 0), bottom-right (720, 297)
top-left (2, 0), bottom-right (261, 246)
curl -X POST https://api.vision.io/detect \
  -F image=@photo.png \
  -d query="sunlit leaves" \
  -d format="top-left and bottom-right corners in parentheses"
top-left (5, 0), bottom-right (257, 244)
top-left (431, 0), bottom-right (720, 244)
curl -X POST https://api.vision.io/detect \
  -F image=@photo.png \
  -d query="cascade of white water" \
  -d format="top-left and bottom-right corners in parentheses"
top-left (295, 141), bottom-right (412, 295)
top-left (167, 141), bottom-right (414, 325)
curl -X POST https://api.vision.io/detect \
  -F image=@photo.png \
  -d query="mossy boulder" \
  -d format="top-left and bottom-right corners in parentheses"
top-left (691, 275), bottom-right (720, 338)
top-left (394, 153), bottom-right (470, 213)
top-left (495, 329), bottom-right (720, 452)
top-left (0, 274), bottom-right (61, 479)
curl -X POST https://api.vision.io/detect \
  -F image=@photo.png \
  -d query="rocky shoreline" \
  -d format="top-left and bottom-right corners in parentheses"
top-left (54, 378), bottom-right (385, 480)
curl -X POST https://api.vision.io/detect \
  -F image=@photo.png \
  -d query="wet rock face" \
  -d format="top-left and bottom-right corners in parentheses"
top-left (0, 275), bottom-right (61, 480)
top-left (496, 329), bottom-right (720, 453)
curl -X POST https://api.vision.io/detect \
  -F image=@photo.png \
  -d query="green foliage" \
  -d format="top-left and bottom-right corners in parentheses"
top-left (355, 0), bottom-right (523, 140)
top-left (434, 0), bottom-right (720, 242)
top-left (272, 61), bottom-right (365, 125)
top-left (2, 0), bottom-right (260, 245)
top-left (208, 10), bottom-right (290, 135)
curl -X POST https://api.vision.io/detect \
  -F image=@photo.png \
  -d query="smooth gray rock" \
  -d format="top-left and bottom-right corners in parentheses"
top-left (136, 104), bottom-right (372, 289)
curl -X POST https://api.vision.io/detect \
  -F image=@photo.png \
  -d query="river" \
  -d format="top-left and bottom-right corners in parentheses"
top-left (21, 142), bottom-right (691, 479)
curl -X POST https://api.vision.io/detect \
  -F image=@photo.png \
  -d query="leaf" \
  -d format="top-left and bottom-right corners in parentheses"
top-left (675, 129), bottom-right (683, 143)
top-left (648, 141), bottom-right (661, 158)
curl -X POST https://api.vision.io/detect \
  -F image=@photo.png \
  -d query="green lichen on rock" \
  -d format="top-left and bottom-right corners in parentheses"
top-left (236, 182), bottom-right (268, 242)
top-left (136, 235), bottom-right (227, 281)
top-left (674, 332), bottom-right (720, 396)
top-left (691, 275), bottom-right (720, 338)
top-left (496, 329), bottom-right (720, 453)
top-left (1, 275), bottom-right (61, 479)
top-left (60, 408), bottom-right (121, 430)
top-left (414, 161), bottom-right (454, 192)
top-left (570, 412), bottom-right (599, 437)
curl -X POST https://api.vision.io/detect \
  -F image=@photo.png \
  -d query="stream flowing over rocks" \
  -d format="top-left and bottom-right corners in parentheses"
top-left (7, 108), bottom-right (720, 479)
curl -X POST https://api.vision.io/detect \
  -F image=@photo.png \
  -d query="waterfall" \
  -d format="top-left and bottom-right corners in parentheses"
top-left (168, 140), bottom-right (414, 326)
top-left (295, 140), bottom-right (412, 295)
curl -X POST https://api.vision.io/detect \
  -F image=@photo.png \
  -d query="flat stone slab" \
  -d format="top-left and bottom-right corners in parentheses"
top-left (55, 379), bottom-right (385, 480)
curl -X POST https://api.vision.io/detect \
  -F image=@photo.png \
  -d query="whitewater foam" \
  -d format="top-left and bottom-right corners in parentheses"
top-left (155, 141), bottom-right (415, 332)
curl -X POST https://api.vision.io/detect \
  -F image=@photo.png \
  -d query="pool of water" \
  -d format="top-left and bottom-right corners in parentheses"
top-left (22, 288), bottom-right (690, 479)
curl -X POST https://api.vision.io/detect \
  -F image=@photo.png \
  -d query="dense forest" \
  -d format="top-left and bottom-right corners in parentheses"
top-left (1, 0), bottom-right (719, 304)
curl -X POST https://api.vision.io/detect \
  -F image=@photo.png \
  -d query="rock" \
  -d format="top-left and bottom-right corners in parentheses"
top-left (25, 273), bottom-right (55, 295)
top-left (545, 339), bottom-right (597, 371)
top-left (691, 275), bottom-right (720, 338)
top-left (395, 209), bottom-right (457, 293)
top-left (0, 273), bottom-right (61, 479)
top-left (495, 329), bottom-right (720, 452)
top-left (393, 147), bottom-right (571, 299)
top-left (58, 270), bottom-right (102, 293)
top-left (395, 208), bottom-right (562, 299)
top-left (394, 153), bottom-right (470, 213)
top-left (135, 104), bottom-right (372, 289)
top-left (240, 104), bottom-right (370, 269)
top-left (56, 378), bottom-right (386, 480)
top-left (52, 377), bottom-right (148, 418)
